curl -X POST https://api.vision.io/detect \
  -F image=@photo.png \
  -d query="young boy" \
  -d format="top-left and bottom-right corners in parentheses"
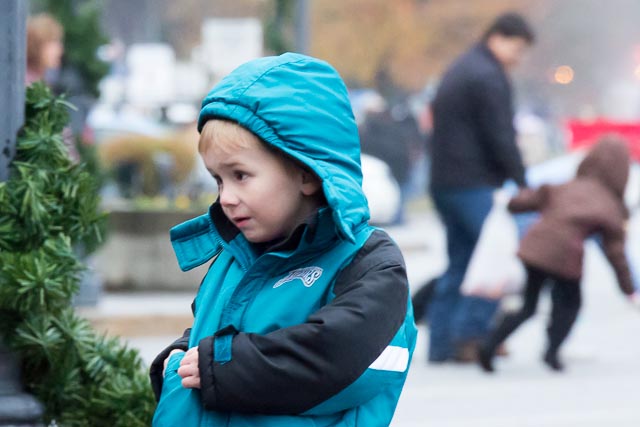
top-left (478, 137), bottom-right (635, 373)
top-left (149, 53), bottom-right (417, 427)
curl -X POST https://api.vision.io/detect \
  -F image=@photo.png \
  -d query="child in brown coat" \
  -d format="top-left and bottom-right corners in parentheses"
top-left (479, 137), bottom-right (636, 372)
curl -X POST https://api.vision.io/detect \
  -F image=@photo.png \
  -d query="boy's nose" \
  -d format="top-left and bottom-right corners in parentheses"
top-left (219, 187), bottom-right (239, 207)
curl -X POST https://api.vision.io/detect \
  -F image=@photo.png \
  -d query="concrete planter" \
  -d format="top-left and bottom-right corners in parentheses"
top-left (94, 209), bottom-right (210, 291)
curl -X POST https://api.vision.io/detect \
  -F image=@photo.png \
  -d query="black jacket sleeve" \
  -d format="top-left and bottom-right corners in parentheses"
top-left (149, 328), bottom-right (191, 400)
top-left (473, 73), bottom-right (526, 187)
top-left (196, 230), bottom-right (409, 414)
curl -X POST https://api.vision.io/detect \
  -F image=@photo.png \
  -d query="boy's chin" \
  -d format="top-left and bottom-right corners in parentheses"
top-left (243, 231), bottom-right (286, 245)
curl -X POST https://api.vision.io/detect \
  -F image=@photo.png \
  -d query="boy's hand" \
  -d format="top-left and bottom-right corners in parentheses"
top-left (163, 349), bottom-right (185, 378)
top-left (178, 347), bottom-right (201, 389)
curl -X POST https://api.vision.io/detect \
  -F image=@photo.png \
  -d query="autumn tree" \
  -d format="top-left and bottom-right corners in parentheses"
top-left (310, 0), bottom-right (545, 93)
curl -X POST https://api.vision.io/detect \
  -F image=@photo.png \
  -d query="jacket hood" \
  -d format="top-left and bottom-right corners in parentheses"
top-left (576, 137), bottom-right (630, 199)
top-left (198, 53), bottom-right (368, 242)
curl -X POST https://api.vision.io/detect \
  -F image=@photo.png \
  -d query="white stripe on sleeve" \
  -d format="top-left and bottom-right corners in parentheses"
top-left (368, 345), bottom-right (409, 372)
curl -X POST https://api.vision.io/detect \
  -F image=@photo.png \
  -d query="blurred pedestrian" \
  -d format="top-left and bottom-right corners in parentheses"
top-left (479, 137), bottom-right (636, 372)
top-left (26, 13), bottom-right (79, 163)
top-left (26, 13), bottom-right (64, 86)
top-left (359, 96), bottom-right (424, 224)
top-left (426, 12), bottom-right (535, 363)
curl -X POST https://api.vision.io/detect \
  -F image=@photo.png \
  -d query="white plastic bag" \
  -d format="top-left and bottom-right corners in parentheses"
top-left (461, 191), bottom-right (526, 299)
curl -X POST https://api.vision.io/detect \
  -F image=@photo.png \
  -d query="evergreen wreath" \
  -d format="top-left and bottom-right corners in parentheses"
top-left (0, 83), bottom-right (155, 426)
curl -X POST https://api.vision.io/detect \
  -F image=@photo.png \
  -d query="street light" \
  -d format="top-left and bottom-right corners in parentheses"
top-left (553, 65), bottom-right (574, 85)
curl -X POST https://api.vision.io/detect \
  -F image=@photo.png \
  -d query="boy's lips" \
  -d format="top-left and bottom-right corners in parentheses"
top-left (232, 216), bottom-right (251, 227)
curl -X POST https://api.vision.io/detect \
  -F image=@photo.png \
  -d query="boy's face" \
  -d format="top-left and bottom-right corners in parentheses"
top-left (202, 128), bottom-right (321, 243)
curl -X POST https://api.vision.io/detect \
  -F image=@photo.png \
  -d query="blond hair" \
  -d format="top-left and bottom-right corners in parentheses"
top-left (199, 119), bottom-right (320, 179)
top-left (198, 119), bottom-right (261, 155)
top-left (27, 13), bottom-right (63, 73)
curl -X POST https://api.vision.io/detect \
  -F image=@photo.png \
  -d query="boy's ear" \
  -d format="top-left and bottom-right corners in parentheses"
top-left (301, 170), bottom-right (322, 196)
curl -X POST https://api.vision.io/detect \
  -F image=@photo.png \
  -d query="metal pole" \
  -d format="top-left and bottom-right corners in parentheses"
top-left (0, 1), bottom-right (45, 425)
top-left (294, 0), bottom-right (310, 54)
top-left (0, 0), bottom-right (26, 181)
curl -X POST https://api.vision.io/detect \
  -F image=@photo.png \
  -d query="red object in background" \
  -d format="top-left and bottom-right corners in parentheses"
top-left (567, 119), bottom-right (640, 161)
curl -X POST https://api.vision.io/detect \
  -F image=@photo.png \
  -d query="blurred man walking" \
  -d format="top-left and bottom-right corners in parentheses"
top-left (427, 12), bottom-right (535, 363)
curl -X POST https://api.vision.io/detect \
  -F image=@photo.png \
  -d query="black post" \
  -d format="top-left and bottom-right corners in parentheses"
top-left (0, 0), bottom-right (45, 425)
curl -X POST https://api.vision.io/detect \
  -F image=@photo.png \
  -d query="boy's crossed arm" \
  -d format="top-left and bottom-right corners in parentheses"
top-left (170, 234), bottom-right (409, 415)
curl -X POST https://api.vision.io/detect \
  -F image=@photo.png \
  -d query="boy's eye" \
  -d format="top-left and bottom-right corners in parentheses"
top-left (233, 171), bottom-right (248, 181)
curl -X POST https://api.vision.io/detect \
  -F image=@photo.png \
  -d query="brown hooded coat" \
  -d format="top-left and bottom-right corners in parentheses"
top-left (508, 138), bottom-right (634, 295)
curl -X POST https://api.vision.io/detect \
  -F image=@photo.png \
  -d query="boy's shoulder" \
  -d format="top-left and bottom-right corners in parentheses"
top-left (355, 228), bottom-right (404, 264)
top-left (334, 228), bottom-right (405, 282)
top-left (555, 178), bottom-right (626, 215)
top-left (326, 228), bottom-right (408, 305)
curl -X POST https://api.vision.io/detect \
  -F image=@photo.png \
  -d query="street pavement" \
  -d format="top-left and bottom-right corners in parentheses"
top-left (84, 207), bottom-right (640, 426)
top-left (393, 211), bottom-right (640, 427)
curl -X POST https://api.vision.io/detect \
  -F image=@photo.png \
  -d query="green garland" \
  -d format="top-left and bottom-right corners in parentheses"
top-left (0, 83), bottom-right (155, 426)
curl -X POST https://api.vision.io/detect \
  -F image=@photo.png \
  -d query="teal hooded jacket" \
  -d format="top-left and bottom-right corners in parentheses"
top-left (150, 53), bottom-right (417, 427)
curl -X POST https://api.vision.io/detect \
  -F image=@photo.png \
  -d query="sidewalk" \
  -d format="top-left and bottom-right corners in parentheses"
top-left (395, 247), bottom-right (640, 426)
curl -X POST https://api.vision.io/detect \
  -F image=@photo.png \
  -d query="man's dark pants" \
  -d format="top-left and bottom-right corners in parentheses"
top-left (428, 186), bottom-right (497, 361)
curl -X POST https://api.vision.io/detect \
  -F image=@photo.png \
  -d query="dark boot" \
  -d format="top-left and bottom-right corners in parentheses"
top-left (478, 342), bottom-right (495, 373)
top-left (543, 349), bottom-right (564, 372)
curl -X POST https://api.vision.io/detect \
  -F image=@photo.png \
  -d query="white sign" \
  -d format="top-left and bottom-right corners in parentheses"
top-left (200, 18), bottom-right (263, 77)
top-left (126, 43), bottom-right (176, 107)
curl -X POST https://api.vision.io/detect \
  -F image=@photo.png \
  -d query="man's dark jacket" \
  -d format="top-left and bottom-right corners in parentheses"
top-left (429, 43), bottom-right (526, 190)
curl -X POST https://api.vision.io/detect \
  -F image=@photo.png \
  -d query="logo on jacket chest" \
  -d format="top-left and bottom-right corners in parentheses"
top-left (273, 266), bottom-right (324, 288)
